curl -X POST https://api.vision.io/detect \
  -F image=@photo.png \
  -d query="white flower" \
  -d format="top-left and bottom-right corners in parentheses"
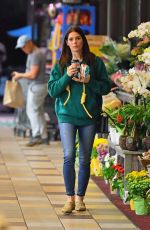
top-left (105, 161), bottom-right (110, 168)
top-left (128, 22), bottom-right (150, 39)
top-left (120, 69), bottom-right (150, 97)
top-left (104, 153), bottom-right (110, 162)
top-left (128, 30), bottom-right (138, 38)
top-left (138, 52), bottom-right (150, 65)
top-left (129, 67), bottom-right (136, 75)
top-left (138, 88), bottom-right (150, 97)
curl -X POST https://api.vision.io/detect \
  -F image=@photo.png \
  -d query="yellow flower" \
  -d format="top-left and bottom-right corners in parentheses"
top-left (126, 170), bottom-right (148, 180)
top-left (93, 138), bottom-right (108, 148)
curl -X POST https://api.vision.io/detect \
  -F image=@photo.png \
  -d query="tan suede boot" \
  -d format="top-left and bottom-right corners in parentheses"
top-left (62, 201), bottom-right (75, 214)
top-left (75, 201), bottom-right (86, 211)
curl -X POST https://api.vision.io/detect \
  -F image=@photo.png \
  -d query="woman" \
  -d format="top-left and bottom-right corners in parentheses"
top-left (48, 26), bottom-right (111, 214)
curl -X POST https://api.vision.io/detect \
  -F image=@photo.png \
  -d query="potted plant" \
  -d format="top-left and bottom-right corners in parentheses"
top-left (142, 99), bottom-right (150, 150)
top-left (125, 170), bottom-right (150, 215)
top-left (102, 153), bottom-right (116, 183)
top-left (96, 140), bottom-right (109, 165)
top-left (90, 138), bottom-right (108, 176)
top-left (111, 163), bottom-right (124, 197)
top-left (106, 103), bottom-right (145, 150)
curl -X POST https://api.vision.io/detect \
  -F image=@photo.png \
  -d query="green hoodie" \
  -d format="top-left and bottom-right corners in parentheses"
top-left (48, 56), bottom-right (111, 126)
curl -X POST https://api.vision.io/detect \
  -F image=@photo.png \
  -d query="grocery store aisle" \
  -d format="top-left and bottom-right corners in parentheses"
top-left (0, 127), bottom-right (139, 230)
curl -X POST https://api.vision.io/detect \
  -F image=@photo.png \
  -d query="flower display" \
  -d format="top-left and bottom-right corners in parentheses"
top-left (102, 153), bottom-right (117, 181)
top-left (112, 163), bottom-right (124, 174)
top-left (111, 163), bottom-right (124, 193)
top-left (90, 157), bottom-right (103, 177)
top-left (96, 142), bottom-right (109, 164)
top-left (128, 21), bottom-right (150, 66)
top-left (90, 138), bottom-right (108, 176)
top-left (138, 47), bottom-right (150, 66)
top-left (105, 103), bottom-right (145, 135)
top-left (99, 39), bottom-right (131, 75)
top-left (119, 67), bottom-right (150, 97)
top-left (91, 137), bottom-right (108, 159)
top-left (128, 22), bottom-right (150, 39)
top-left (125, 170), bottom-right (150, 200)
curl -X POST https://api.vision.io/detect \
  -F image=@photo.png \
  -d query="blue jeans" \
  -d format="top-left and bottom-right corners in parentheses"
top-left (59, 123), bottom-right (96, 196)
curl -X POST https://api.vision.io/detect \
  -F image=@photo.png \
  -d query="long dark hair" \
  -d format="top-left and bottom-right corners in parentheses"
top-left (59, 26), bottom-right (95, 69)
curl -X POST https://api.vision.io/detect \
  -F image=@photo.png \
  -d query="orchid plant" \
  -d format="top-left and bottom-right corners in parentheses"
top-left (120, 67), bottom-right (150, 98)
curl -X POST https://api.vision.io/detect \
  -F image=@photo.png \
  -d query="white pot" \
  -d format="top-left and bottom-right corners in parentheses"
top-left (109, 127), bottom-right (120, 145)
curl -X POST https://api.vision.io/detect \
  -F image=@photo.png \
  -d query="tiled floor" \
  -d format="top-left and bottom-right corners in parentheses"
top-left (0, 127), bottom-right (139, 230)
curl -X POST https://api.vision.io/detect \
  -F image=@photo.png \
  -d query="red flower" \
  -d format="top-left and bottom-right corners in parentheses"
top-left (120, 168), bottom-right (124, 173)
top-left (118, 166), bottom-right (124, 172)
top-left (116, 115), bottom-right (123, 123)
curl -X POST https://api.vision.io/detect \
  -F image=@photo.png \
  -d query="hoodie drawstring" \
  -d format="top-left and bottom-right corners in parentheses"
top-left (64, 83), bottom-right (92, 118)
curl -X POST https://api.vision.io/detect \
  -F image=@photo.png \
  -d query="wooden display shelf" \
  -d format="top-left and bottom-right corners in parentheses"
top-left (109, 141), bottom-right (143, 190)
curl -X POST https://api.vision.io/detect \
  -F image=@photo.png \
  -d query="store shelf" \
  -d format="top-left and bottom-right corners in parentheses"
top-left (61, 5), bottom-right (96, 35)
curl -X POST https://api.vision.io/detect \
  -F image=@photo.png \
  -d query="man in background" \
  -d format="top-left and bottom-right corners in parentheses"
top-left (12, 35), bottom-right (48, 146)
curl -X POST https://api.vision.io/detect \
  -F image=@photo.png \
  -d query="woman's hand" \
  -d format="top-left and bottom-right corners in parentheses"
top-left (72, 64), bottom-right (90, 83)
top-left (67, 64), bottom-right (78, 77)
top-left (72, 75), bottom-right (90, 83)
top-left (11, 71), bottom-right (22, 81)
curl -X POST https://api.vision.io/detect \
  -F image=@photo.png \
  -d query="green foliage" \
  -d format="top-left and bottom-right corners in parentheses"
top-left (125, 170), bottom-right (150, 200)
top-left (102, 156), bottom-right (116, 181)
top-left (99, 39), bottom-right (131, 75)
top-left (112, 177), bottom-right (124, 190)
top-left (91, 147), bottom-right (98, 159)
top-left (105, 103), bottom-right (146, 135)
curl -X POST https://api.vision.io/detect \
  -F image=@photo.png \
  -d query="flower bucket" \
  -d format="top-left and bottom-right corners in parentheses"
top-left (130, 199), bottom-right (135, 211)
top-left (109, 180), bottom-right (117, 194)
top-left (119, 187), bottom-right (124, 200)
top-left (133, 197), bottom-right (149, 215)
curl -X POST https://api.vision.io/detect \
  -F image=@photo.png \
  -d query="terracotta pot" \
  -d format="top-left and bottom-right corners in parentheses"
top-left (119, 135), bottom-right (127, 150)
